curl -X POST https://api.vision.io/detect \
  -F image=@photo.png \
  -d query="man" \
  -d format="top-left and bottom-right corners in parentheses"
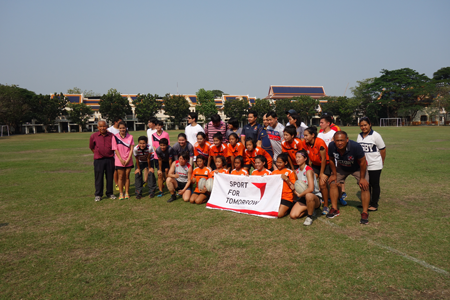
top-left (286, 109), bottom-right (308, 129)
top-left (147, 118), bottom-right (157, 141)
top-left (266, 112), bottom-right (285, 161)
top-left (185, 112), bottom-right (204, 145)
top-left (107, 117), bottom-right (122, 135)
top-left (89, 120), bottom-right (117, 202)
top-left (327, 131), bottom-right (370, 224)
top-left (204, 114), bottom-right (227, 144)
top-left (319, 112), bottom-right (341, 133)
top-left (257, 113), bottom-right (274, 159)
top-left (241, 110), bottom-right (261, 145)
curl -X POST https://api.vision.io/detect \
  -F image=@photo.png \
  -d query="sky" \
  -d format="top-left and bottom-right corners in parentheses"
top-left (1, 0), bottom-right (449, 99)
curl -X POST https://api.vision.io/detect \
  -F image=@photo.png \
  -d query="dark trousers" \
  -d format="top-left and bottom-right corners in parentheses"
top-left (94, 158), bottom-right (114, 197)
top-left (368, 169), bottom-right (382, 208)
top-left (135, 161), bottom-right (157, 196)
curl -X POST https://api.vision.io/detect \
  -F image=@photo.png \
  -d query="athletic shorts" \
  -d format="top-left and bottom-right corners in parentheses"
top-left (294, 196), bottom-right (321, 207)
top-left (193, 192), bottom-right (210, 200)
top-left (116, 165), bottom-right (134, 170)
top-left (175, 181), bottom-right (191, 192)
top-left (280, 199), bottom-right (294, 209)
top-left (311, 164), bottom-right (331, 177)
top-left (335, 166), bottom-right (369, 185)
top-left (155, 161), bottom-right (170, 171)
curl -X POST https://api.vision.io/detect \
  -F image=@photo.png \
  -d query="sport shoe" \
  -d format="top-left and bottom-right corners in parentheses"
top-left (326, 208), bottom-right (340, 219)
top-left (167, 194), bottom-right (177, 203)
top-left (322, 206), bottom-right (329, 215)
top-left (303, 216), bottom-right (313, 226)
top-left (149, 193), bottom-right (155, 198)
top-left (95, 196), bottom-right (101, 202)
top-left (136, 195), bottom-right (142, 200)
top-left (342, 192), bottom-right (347, 200)
top-left (109, 195), bottom-right (117, 200)
top-left (339, 196), bottom-right (348, 206)
top-left (157, 191), bottom-right (163, 198)
top-left (360, 212), bottom-right (369, 225)
top-left (115, 184), bottom-right (119, 191)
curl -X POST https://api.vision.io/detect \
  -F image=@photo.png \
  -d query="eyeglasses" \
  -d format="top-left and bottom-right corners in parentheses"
top-left (187, 117), bottom-right (192, 119)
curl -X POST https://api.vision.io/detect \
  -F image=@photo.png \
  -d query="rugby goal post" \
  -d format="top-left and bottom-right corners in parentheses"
top-left (380, 118), bottom-right (402, 127)
top-left (1, 125), bottom-right (9, 137)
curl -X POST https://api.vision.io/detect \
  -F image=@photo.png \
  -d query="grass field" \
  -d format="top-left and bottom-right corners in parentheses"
top-left (1, 126), bottom-right (450, 299)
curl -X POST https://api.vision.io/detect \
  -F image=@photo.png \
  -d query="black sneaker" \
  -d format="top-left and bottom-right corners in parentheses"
top-left (360, 212), bottom-right (369, 225)
top-left (136, 195), bottom-right (142, 200)
top-left (326, 208), bottom-right (340, 219)
top-left (149, 193), bottom-right (155, 199)
top-left (167, 194), bottom-right (177, 203)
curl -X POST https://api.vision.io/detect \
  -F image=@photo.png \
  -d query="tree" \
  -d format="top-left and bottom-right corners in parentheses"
top-left (274, 99), bottom-right (291, 124)
top-left (350, 78), bottom-right (381, 124)
top-left (251, 98), bottom-right (273, 124)
top-left (195, 88), bottom-right (217, 121)
top-left (163, 94), bottom-right (190, 128)
top-left (211, 90), bottom-right (225, 98)
top-left (0, 84), bottom-right (35, 134)
top-left (430, 84), bottom-right (450, 125)
top-left (366, 68), bottom-right (433, 121)
top-left (67, 103), bottom-right (93, 132)
top-left (223, 98), bottom-right (249, 124)
top-left (133, 93), bottom-right (162, 122)
top-left (433, 67), bottom-right (450, 82)
top-left (99, 88), bottom-right (132, 123)
top-left (67, 87), bottom-right (100, 97)
top-left (320, 96), bottom-right (359, 126)
top-left (31, 93), bottom-right (69, 133)
top-left (290, 96), bottom-right (319, 125)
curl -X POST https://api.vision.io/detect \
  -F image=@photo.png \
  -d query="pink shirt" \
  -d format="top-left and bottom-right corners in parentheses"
top-left (112, 133), bottom-right (135, 167)
top-left (151, 130), bottom-right (170, 159)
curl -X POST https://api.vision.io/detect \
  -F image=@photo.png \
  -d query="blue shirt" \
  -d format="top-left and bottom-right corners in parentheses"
top-left (257, 127), bottom-right (274, 158)
top-left (241, 123), bottom-right (262, 142)
top-left (328, 140), bottom-right (365, 173)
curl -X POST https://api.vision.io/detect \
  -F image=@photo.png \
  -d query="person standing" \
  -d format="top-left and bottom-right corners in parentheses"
top-left (241, 110), bottom-right (261, 145)
top-left (112, 121), bottom-right (134, 200)
top-left (286, 109), bottom-right (307, 129)
top-left (266, 112), bottom-right (285, 161)
top-left (256, 113), bottom-right (274, 159)
top-left (89, 120), bottom-right (117, 202)
top-left (185, 112), bottom-right (204, 145)
top-left (147, 118), bottom-right (157, 141)
top-left (107, 117), bottom-right (123, 191)
top-left (357, 117), bottom-right (386, 211)
top-left (204, 114), bottom-right (227, 144)
top-left (226, 117), bottom-right (242, 140)
top-left (287, 113), bottom-right (305, 139)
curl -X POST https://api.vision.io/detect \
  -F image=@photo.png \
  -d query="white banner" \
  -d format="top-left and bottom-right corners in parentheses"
top-left (206, 173), bottom-right (283, 218)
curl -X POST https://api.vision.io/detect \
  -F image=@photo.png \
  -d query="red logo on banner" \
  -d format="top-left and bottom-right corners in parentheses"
top-left (252, 183), bottom-right (267, 200)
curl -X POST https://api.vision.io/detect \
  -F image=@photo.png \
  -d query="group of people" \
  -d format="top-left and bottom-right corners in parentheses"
top-left (89, 110), bottom-right (386, 226)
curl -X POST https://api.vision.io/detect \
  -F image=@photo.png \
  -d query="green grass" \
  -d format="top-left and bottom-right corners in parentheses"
top-left (1, 127), bottom-right (450, 299)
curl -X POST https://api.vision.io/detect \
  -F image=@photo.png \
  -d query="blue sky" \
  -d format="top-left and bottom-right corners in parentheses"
top-left (1, 0), bottom-right (449, 98)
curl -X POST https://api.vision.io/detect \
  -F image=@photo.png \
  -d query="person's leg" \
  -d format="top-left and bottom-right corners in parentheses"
top-left (306, 193), bottom-right (320, 216)
top-left (105, 158), bottom-right (115, 197)
top-left (94, 160), bottom-right (104, 197)
top-left (278, 204), bottom-right (291, 218)
top-left (135, 164), bottom-right (144, 197)
top-left (369, 170), bottom-right (382, 209)
top-left (166, 177), bottom-right (177, 195)
top-left (319, 177), bottom-right (329, 207)
top-left (117, 169), bottom-right (125, 196)
top-left (114, 169), bottom-right (119, 189)
top-left (148, 170), bottom-right (156, 196)
top-left (195, 194), bottom-right (208, 204)
top-left (329, 182), bottom-right (340, 210)
top-left (290, 202), bottom-right (307, 219)
top-left (125, 168), bottom-right (131, 196)
top-left (190, 193), bottom-right (198, 204)
top-left (183, 189), bottom-right (192, 202)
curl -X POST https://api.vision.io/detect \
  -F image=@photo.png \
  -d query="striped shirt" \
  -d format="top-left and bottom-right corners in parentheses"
top-left (204, 121), bottom-right (227, 144)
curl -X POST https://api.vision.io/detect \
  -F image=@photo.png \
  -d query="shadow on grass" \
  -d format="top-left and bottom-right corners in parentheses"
top-left (0, 223), bottom-right (9, 227)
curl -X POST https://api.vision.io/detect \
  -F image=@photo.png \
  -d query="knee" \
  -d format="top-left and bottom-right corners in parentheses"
top-left (289, 212), bottom-right (298, 219)
top-left (305, 194), bottom-right (315, 202)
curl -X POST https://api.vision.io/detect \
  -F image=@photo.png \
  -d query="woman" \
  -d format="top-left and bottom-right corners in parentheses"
top-left (287, 113), bottom-right (304, 139)
top-left (226, 117), bottom-right (242, 140)
top-left (357, 117), bottom-right (386, 211)
top-left (112, 121), bottom-right (134, 200)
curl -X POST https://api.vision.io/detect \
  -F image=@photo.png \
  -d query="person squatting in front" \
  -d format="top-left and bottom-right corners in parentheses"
top-left (166, 151), bottom-right (193, 203)
top-left (133, 136), bottom-right (156, 199)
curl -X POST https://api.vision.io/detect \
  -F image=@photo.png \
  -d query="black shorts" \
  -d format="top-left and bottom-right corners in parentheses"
top-left (193, 192), bottom-right (210, 200)
top-left (280, 199), bottom-right (294, 209)
top-left (175, 181), bottom-right (191, 192)
top-left (311, 164), bottom-right (331, 177)
top-left (155, 161), bottom-right (170, 171)
top-left (116, 165), bottom-right (134, 170)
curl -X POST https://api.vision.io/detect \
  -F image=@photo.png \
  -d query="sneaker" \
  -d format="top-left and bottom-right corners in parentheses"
top-left (95, 196), bottom-right (101, 202)
top-left (342, 192), bottom-right (348, 200)
top-left (167, 194), bottom-right (177, 203)
top-left (149, 193), bottom-right (155, 198)
top-left (339, 196), bottom-right (348, 206)
top-left (360, 212), bottom-right (369, 225)
top-left (109, 195), bottom-right (117, 200)
top-left (136, 195), bottom-right (142, 200)
top-left (157, 191), bottom-right (163, 198)
top-left (115, 185), bottom-right (119, 191)
top-left (322, 206), bottom-right (329, 215)
top-left (303, 216), bottom-right (313, 226)
top-left (326, 208), bottom-right (340, 219)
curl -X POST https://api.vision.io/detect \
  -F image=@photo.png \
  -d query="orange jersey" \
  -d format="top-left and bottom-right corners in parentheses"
top-left (210, 168), bottom-right (229, 178)
top-left (191, 166), bottom-right (212, 193)
top-left (228, 142), bottom-right (245, 158)
top-left (231, 168), bottom-right (249, 176)
top-left (272, 168), bottom-right (296, 202)
top-left (244, 147), bottom-right (273, 170)
top-left (319, 123), bottom-right (341, 133)
top-left (281, 138), bottom-right (305, 166)
top-left (304, 137), bottom-right (329, 166)
top-left (194, 141), bottom-right (211, 159)
top-left (209, 143), bottom-right (229, 158)
top-left (251, 169), bottom-right (272, 176)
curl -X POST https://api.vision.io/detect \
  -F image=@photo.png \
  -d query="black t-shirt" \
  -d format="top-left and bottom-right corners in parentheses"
top-left (328, 140), bottom-right (365, 173)
top-left (241, 123), bottom-right (262, 142)
top-left (172, 142), bottom-right (194, 158)
top-left (156, 146), bottom-right (174, 162)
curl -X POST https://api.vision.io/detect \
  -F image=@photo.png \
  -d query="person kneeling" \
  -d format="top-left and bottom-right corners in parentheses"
top-left (190, 155), bottom-right (212, 205)
top-left (271, 153), bottom-right (296, 218)
top-left (166, 151), bottom-right (192, 203)
top-left (290, 150), bottom-right (322, 226)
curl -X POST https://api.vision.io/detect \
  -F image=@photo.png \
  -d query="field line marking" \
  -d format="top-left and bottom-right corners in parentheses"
top-left (317, 218), bottom-right (449, 276)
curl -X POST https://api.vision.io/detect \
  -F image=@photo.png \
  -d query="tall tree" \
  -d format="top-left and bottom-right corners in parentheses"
top-left (195, 88), bottom-right (217, 121)
top-left (133, 93), bottom-right (162, 122)
top-left (223, 98), bottom-right (249, 123)
top-left (433, 67), bottom-right (450, 82)
top-left (0, 84), bottom-right (35, 134)
top-left (99, 88), bottom-right (132, 123)
top-left (366, 68), bottom-right (433, 120)
top-left (163, 94), bottom-right (190, 128)
top-left (67, 87), bottom-right (100, 97)
top-left (67, 103), bottom-right (93, 132)
top-left (290, 96), bottom-right (319, 125)
top-left (350, 78), bottom-right (381, 124)
top-left (251, 98), bottom-right (273, 124)
top-left (320, 96), bottom-right (359, 126)
top-left (274, 99), bottom-right (291, 124)
top-left (211, 90), bottom-right (225, 98)
top-left (31, 93), bottom-right (69, 133)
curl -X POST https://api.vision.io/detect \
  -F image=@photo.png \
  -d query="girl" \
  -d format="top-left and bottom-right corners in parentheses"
top-left (227, 133), bottom-right (245, 172)
top-left (281, 125), bottom-right (305, 171)
top-left (231, 156), bottom-right (248, 175)
top-left (271, 153), bottom-right (296, 218)
top-left (357, 117), bottom-right (386, 211)
top-left (251, 155), bottom-right (272, 176)
top-left (211, 155), bottom-right (229, 178)
top-left (112, 121), bottom-right (135, 200)
top-left (303, 126), bottom-right (331, 215)
top-left (190, 155), bottom-right (212, 205)
top-left (290, 150), bottom-right (322, 226)
top-left (208, 132), bottom-right (229, 170)
top-left (172, 133), bottom-right (194, 164)
top-left (193, 132), bottom-right (211, 167)
top-left (287, 113), bottom-right (304, 139)
top-left (226, 117), bottom-right (242, 140)
top-left (244, 137), bottom-right (273, 171)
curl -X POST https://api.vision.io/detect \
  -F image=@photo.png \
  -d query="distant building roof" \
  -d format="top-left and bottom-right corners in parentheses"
top-left (265, 85), bottom-right (326, 100)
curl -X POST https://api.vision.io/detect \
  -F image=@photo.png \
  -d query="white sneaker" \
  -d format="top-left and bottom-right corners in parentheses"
top-left (109, 195), bottom-right (117, 200)
top-left (95, 196), bottom-right (101, 202)
top-left (303, 216), bottom-right (313, 226)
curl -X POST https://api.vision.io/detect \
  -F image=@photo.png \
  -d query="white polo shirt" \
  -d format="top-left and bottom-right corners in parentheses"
top-left (185, 124), bottom-right (204, 145)
top-left (356, 130), bottom-right (386, 171)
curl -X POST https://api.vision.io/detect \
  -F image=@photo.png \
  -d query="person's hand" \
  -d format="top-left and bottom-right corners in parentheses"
top-left (148, 167), bottom-right (154, 173)
top-left (319, 173), bottom-right (328, 185)
top-left (174, 174), bottom-right (180, 178)
top-left (178, 189), bottom-right (185, 195)
top-left (281, 174), bottom-right (288, 181)
top-left (214, 170), bottom-right (219, 174)
top-left (328, 174), bottom-right (337, 185)
top-left (120, 159), bottom-right (126, 166)
top-left (294, 191), bottom-right (301, 197)
top-left (157, 170), bottom-right (162, 176)
top-left (359, 178), bottom-right (369, 191)
top-left (134, 169), bottom-right (141, 175)
top-left (200, 186), bottom-right (207, 193)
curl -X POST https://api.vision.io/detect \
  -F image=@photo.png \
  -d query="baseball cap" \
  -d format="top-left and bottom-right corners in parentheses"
top-left (285, 109), bottom-right (296, 115)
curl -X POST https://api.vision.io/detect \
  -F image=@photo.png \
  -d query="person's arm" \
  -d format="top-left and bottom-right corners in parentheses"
top-left (125, 146), bottom-right (133, 165)
top-left (380, 148), bottom-right (386, 165)
top-left (168, 161), bottom-right (178, 178)
top-left (287, 156), bottom-right (295, 171)
top-left (134, 155), bottom-right (141, 175)
top-left (89, 135), bottom-right (95, 154)
top-left (319, 147), bottom-right (328, 184)
top-left (116, 149), bottom-right (126, 166)
top-left (358, 156), bottom-right (369, 191)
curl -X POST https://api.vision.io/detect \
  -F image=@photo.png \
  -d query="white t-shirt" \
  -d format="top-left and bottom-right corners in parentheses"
top-left (296, 165), bottom-right (322, 198)
top-left (185, 124), bottom-right (204, 145)
top-left (318, 130), bottom-right (335, 147)
top-left (107, 126), bottom-right (120, 135)
top-left (267, 122), bottom-right (285, 161)
top-left (356, 130), bottom-right (386, 171)
top-left (147, 128), bottom-right (157, 141)
top-left (300, 122), bottom-right (308, 129)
